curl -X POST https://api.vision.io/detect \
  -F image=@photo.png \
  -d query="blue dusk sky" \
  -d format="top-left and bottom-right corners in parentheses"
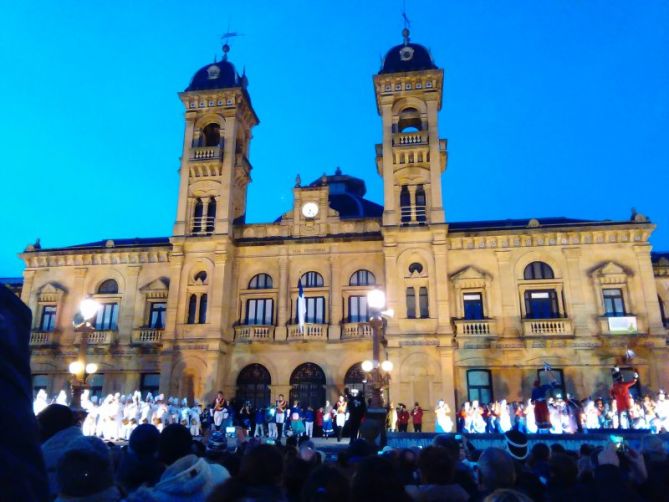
top-left (1, 1), bottom-right (668, 277)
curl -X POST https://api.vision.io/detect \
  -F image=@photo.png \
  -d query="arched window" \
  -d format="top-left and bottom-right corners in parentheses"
top-left (408, 262), bottom-right (423, 275)
top-left (249, 273), bottom-right (273, 289)
top-left (398, 108), bottom-right (422, 133)
top-left (192, 198), bottom-right (203, 233)
top-left (187, 294), bottom-right (197, 324)
top-left (202, 123), bottom-right (221, 147)
top-left (198, 294), bottom-right (208, 324)
top-left (349, 270), bottom-right (375, 286)
top-left (97, 279), bottom-right (119, 294)
top-left (194, 271), bottom-right (207, 284)
top-left (236, 364), bottom-right (271, 409)
top-left (289, 363), bottom-right (326, 409)
top-left (301, 271), bottom-right (324, 288)
top-left (400, 186), bottom-right (411, 224)
top-left (659, 296), bottom-right (668, 326)
top-left (523, 261), bottom-right (554, 280)
top-left (206, 198), bottom-right (216, 234)
top-left (415, 185), bottom-right (426, 224)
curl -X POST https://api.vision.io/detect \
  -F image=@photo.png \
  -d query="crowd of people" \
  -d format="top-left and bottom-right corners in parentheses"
top-left (33, 400), bottom-right (669, 501)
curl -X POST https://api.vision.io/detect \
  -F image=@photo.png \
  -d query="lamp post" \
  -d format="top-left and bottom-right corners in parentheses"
top-left (70, 298), bottom-right (100, 410)
top-left (363, 288), bottom-right (394, 445)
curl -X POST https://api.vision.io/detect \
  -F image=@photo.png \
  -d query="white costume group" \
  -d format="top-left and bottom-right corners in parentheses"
top-left (35, 390), bottom-right (203, 440)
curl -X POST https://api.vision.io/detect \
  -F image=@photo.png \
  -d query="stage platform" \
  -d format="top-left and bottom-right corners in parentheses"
top-left (306, 430), bottom-right (669, 454)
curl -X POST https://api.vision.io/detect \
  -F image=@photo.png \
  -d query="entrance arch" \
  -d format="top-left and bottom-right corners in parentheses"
top-left (344, 362), bottom-right (370, 400)
top-left (236, 364), bottom-right (271, 409)
top-left (289, 362), bottom-right (326, 409)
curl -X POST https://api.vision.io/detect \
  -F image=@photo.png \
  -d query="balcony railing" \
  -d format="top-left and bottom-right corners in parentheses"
top-left (234, 325), bottom-right (275, 342)
top-left (522, 318), bottom-right (573, 336)
top-left (132, 328), bottom-right (164, 345)
top-left (454, 319), bottom-right (496, 336)
top-left (75, 330), bottom-right (114, 346)
top-left (30, 330), bottom-right (53, 346)
top-left (190, 146), bottom-right (223, 161)
top-left (341, 322), bottom-right (372, 340)
top-left (190, 216), bottom-right (215, 236)
top-left (393, 132), bottom-right (428, 146)
top-left (287, 323), bottom-right (328, 341)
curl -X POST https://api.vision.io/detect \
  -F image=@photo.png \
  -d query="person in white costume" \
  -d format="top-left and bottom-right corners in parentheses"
top-left (179, 398), bottom-right (190, 427)
top-left (33, 389), bottom-right (50, 415)
top-left (114, 393), bottom-right (125, 440)
top-left (583, 399), bottom-right (600, 431)
top-left (168, 397), bottom-right (179, 425)
top-left (471, 401), bottom-right (487, 433)
top-left (654, 390), bottom-right (669, 432)
top-left (140, 393), bottom-right (154, 425)
top-left (189, 401), bottom-right (202, 437)
top-left (55, 390), bottom-right (68, 406)
top-left (82, 395), bottom-right (99, 436)
top-left (153, 394), bottom-right (169, 432)
top-left (498, 399), bottom-right (512, 433)
top-left (434, 400), bottom-right (453, 433)
top-left (525, 399), bottom-right (537, 433)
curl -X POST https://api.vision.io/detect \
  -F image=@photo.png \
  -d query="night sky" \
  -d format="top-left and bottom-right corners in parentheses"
top-left (1, 1), bottom-right (668, 277)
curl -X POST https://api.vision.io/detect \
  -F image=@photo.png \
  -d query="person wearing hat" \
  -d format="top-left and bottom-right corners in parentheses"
top-left (610, 366), bottom-right (638, 429)
top-left (655, 390), bottom-right (669, 432)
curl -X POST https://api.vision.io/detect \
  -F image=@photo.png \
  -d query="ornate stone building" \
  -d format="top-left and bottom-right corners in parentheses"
top-left (14, 31), bottom-right (669, 428)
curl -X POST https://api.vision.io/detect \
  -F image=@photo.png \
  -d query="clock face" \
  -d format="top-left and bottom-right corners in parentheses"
top-left (302, 202), bottom-right (319, 218)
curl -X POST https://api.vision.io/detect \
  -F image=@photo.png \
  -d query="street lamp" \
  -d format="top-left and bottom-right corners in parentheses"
top-left (70, 298), bottom-right (100, 410)
top-left (364, 288), bottom-right (393, 409)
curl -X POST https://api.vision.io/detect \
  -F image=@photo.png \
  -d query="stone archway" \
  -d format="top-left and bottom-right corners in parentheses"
top-left (289, 362), bottom-right (326, 409)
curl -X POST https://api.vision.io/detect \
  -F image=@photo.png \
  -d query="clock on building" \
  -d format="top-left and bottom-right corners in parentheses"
top-left (301, 202), bottom-right (319, 218)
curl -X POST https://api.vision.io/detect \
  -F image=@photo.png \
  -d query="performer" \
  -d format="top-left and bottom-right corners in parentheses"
top-left (583, 399), bottom-right (600, 431)
top-left (82, 392), bottom-right (98, 437)
top-left (655, 390), bottom-right (669, 433)
top-left (322, 401), bottom-right (334, 439)
top-left (610, 367), bottom-right (638, 429)
top-left (189, 400), bottom-right (202, 437)
top-left (304, 405), bottom-right (315, 438)
top-left (411, 402), bottom-right (424, 433)
top-left (531, 366), bottom-right (559, 433)
top-left (498, 400), bottom-right (512, 433)
top-left (239, 402), bottom-right (252, 433)
top-left (387, 401), bottom-right (398, 432)
top-left (153, 394), bottom-right (169, 433)
top-left (254, 405), bottom-right (266, 438)
top-left (266, 404), bottom-right (278, 439)
top-left (347, 389), bottom-right (366, 440)
top-left (140, 393), bottom-right (154, 425)
top-left (275, 394), bottom-right (287, 438)
top-left (397, 403), bottom-right (410, 432)
top-left (290, 400), bottom-right (305, 437)
top-left (179, 398), bottom-right (190, 428)
top-left (212, 391), bottom-right (227, 431)
top-left (335, 395), bottom-right (347, 442)
top-left (33, 389), bottom-right (49, 415)
top-left (434, 400), bottom-right (453, 433)
top-left (525, 399), bottom-right (537, 433)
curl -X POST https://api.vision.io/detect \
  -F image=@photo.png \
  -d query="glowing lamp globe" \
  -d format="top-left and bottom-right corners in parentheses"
top-left (366, 289), bottom-right (386, 310)
top-left (69, 361), bottom-right (84, 375)
top-left (79, 298), bottom-right (101, 321)
top-left (361, 360), bottom-right (374, 373)
top-left (85, 363), bottom-right (98, 374)
top-left (381, 360), bottom-right (394, 372)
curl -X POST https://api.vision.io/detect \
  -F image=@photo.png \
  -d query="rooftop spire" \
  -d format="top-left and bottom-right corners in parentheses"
top-left (221, 30), bottom-right (242, 61)
top-left (402, 0), bottom-right (411, 45)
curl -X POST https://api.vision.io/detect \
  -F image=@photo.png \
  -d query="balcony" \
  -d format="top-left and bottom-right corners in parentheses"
top-left (393, 131), bottom-right (428, 146)
top-left (522, 318), bottom-right (573, 337)
top-left (454, 319), bottom-right (496, 337)
top-left (287, 323), bottom-right (328, 341)
top-left (30, 330), bottom-right (54, 346)
top-left (132, 328), bottom-right (164, 345)
top-left (341, 322), bottom-right (372, 340)
top-left (234, 325), bottom-right (275, 342)
top-left (74, 330), bottom-right (114, 346)
top-left (190, 146), bottom-right (223, 161)
top-left (599, 316), bottom-right (639, 335)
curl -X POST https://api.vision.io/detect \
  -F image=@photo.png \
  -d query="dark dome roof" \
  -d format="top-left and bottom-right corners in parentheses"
top-left (185, 59), bottom-right (246, 92)
top-left (379, 41), bottom-right (437, 74)
top-left (307, 169), bottom-right (383, 219)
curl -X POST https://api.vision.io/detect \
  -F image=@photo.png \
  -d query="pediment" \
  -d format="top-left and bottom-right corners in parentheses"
top-left (140, 277), bottom-right (170, 292)
top-left (592, 261), bottom-right (628, 277)
top-left (450, 266), bottom-right (488, 281)
top-left (37, 282), bottom-right (67, 295)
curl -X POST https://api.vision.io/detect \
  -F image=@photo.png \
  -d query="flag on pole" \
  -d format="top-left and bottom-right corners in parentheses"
top-left (297, 278), bottom-right (306, 332)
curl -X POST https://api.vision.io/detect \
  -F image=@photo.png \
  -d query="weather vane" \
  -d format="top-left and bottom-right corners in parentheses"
top-left (401, 0), bottom-right (411, 45)
top-left (221, 27), bottom-right (243, 60)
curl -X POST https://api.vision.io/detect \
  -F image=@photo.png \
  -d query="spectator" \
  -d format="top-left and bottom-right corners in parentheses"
top-left (433, 435), bottom-right (478, 497)
top-left (405, 445), bottom-right (469, 501)
top-left (115, 424), bottom-right (164, 494)
top-left (301, 465), bottom-right (351, 502)
top-left (351, 455), bottom-right (412, 502)
top-left (477, 448), bottom-right (517, 499)
top-left (55, 436), bottom-right (121, 501)
top-left (129, 424), bottom-right (229, 501)
top-left (38, 403), bottom-right (84, 498)
top-left (483, 488), bottom-right (533, 502)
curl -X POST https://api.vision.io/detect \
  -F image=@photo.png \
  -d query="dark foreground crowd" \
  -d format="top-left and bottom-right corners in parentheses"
top-left (30, 402), bottom-right (669, 502)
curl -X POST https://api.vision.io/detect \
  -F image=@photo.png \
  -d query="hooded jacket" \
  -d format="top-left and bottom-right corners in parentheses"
top-left (42, 425), bottom-right (84, 498)
top-left (127, 454), bottom-right (230, 501)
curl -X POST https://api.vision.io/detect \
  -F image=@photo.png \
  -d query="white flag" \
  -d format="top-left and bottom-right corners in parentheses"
top-left (297, 278), bottom-right (306, 332)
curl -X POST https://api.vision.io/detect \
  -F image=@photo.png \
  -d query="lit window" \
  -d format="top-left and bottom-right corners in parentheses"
top-left (348, 296), bottom-right (368, 323)
top-left (301, 271), bottom-right (324, 288)
top-left (40, 305), bottom-right (57, 332)
top-left (467, 370), bottom-right (493, 403)
top-left (95, 303), bottom-right (119, 330)
top-left (297, 297), bottom-right (325, 324)
top-left (349, 270), bottom-right (375, 286)
top-left (149, 302), bottom-right (166, 329)
top-left (249, 273), bottom-right (273, 289)
top-left (246, 298), bottom-right (274, 325)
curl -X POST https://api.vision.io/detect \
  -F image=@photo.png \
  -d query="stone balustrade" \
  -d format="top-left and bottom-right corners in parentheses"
top-left (287, 323), bottom-right (328, 341)
top-left (341, 322), bottom-right (372, 340)
top-left (190, 146), bottom-right (222, 161)
top-left (522, 318), bottom-right (573, 336)
top-left (234, 325), bottom-right (275, 342)
top-left (30, 330), bottom-right (52, 346)
top-left (132, 328), bottom-right (164, 345)
top-left (454, 319), bottom-right (496, 336)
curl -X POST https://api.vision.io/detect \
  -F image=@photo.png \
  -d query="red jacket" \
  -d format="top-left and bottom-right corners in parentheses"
top-left (411, 407), bottom-right (423, 424)
top-left (611, 380), bottom-right (636, 411)
top-left (398, 409), bottom-right (410, 425)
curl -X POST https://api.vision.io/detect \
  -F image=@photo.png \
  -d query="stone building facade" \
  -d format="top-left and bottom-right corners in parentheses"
top-left (15, 31), bottom-right (669, 428)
